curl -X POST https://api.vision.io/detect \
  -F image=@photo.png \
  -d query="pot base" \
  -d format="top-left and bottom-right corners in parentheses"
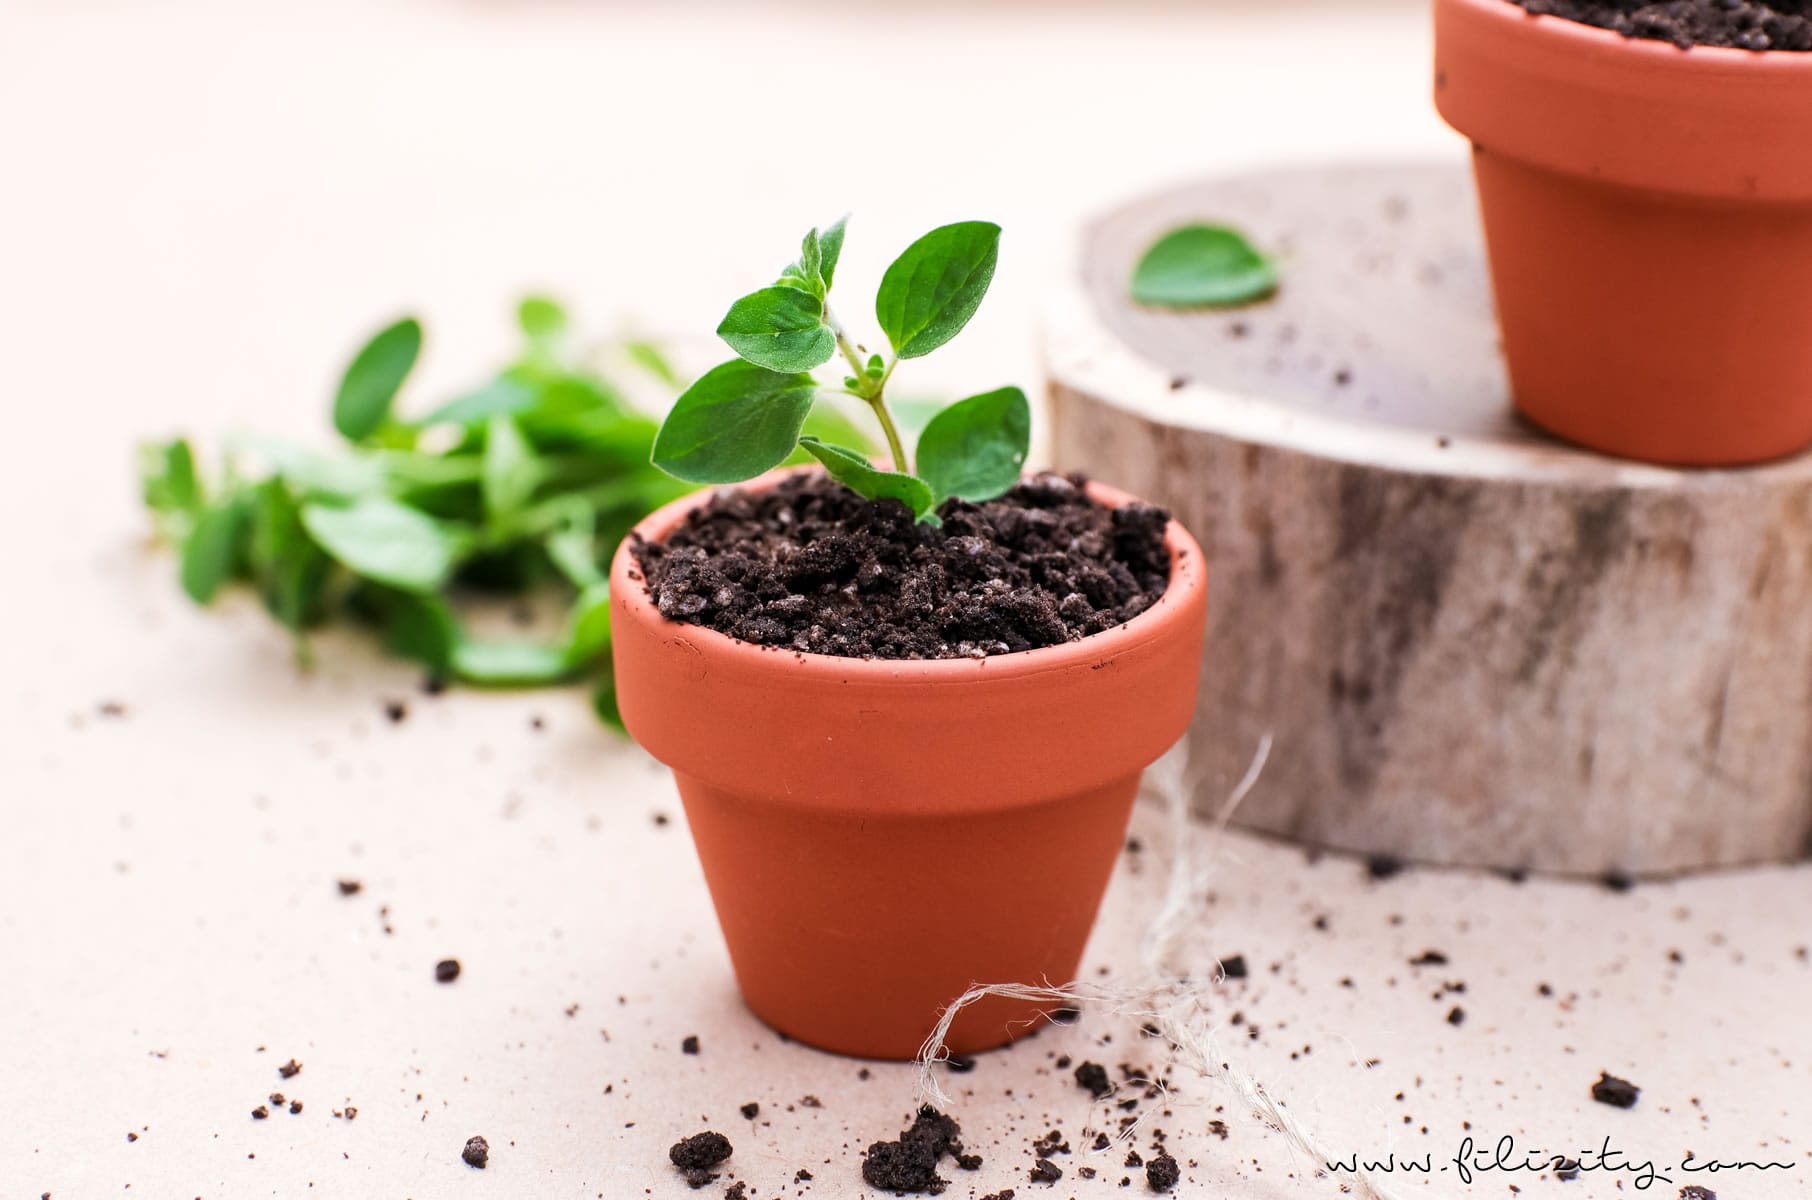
top-left (1475, 151), bottom-right (1812, 467)
top-left (676, 770), bottom-right (1142, 1061)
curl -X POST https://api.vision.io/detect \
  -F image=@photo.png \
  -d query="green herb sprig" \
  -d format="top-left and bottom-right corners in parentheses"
top-left (650, 219), bottom-right (1031, 522)
top-left (141, 298), bottom-right (701, 727)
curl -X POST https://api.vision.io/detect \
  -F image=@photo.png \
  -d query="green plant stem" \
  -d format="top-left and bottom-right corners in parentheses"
top-left (863, 395), bottom-right (910, 474)
top-left (825, 308), bottom-right (909, 472)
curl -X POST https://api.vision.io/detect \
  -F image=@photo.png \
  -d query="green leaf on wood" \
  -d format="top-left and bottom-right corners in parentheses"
top-left (1129, 224), bottom-right (1277, 309)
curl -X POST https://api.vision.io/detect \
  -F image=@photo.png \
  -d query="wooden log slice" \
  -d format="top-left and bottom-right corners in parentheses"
top-left (1044, 161), bottom-right (1812, 877)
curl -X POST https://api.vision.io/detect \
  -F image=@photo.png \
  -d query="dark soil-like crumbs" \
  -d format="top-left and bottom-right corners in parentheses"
top-left (861, 1105), bottom-right (979, 1194)
top-left (1075, 1061), bottom-right (1113, 1099)
top-left (1591, 1071), bottom-right (1641, 1108)
top-left (1146, 1148), bottom-right (1181, 1191)
top-left (669, 1131), bottom-right (733, 1189)
top-left (462, 1135), bottom-right (489, 1168)
top-left (1510, 0), bottom-right (1812, 49)
top-left (632, 474), bottom-right (1171, 661)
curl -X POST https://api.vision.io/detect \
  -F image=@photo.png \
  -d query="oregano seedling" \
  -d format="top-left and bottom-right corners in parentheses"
top-left (1130, 223), bottom-right (1278, 309)
top-left (653, 218), bottom-right (1030, 523)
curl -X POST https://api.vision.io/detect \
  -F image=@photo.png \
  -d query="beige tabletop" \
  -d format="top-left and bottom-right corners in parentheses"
top-left (2, 2), bottom-right (1808, 1198)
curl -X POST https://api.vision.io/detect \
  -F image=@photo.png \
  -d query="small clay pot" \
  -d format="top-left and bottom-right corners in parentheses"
top-left (1435, 0), bottom-right (1812, 465)
top-left (610, 471), bottom-right (1206, 1059)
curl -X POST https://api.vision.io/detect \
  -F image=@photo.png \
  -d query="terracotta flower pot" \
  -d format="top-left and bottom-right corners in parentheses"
top-left (609, 471), bottom-right (1207, 1059)
top-left (1434, 0), bottom-right (1812, 465)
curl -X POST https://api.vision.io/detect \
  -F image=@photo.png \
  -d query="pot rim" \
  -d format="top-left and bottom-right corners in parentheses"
top-left (1444, 0), bottom-right (1812, 74)
top-left (1435, 0), bottom-right (1812, 200)
top-left (609, 465), bottom-right (1206, 687)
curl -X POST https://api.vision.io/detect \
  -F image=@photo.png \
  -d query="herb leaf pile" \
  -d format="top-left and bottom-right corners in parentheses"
top-left (141, 298), bottom-right (698, 727)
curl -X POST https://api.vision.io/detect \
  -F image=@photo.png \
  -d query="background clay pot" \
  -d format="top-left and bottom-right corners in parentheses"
top-left (1435, 0), bottom-right (1812, 465)
top-left (610, 472), bottom-right (1207, 1059)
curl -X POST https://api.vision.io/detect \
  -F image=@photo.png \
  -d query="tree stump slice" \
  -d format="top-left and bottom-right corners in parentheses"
top-left (1045, 161), bottom-right (1812, 877)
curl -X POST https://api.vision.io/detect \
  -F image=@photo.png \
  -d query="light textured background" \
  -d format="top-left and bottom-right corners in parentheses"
top-left (2, 2), bottom-right (1808, 1198)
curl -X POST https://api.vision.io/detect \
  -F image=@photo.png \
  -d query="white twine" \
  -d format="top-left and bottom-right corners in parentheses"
top-left (916, 735), bottom-right (1406, 1200)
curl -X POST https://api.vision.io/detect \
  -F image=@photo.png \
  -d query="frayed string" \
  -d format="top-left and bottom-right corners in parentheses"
top-left (916, 735), bottom-right (1406, 1200)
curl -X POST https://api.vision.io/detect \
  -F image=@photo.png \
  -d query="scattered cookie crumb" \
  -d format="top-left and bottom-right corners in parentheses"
top-left (435, 959), bottom-right (461, 984)
top-left (681, 1034), bottom-right (699, 1055)
top-left (462, 1135), bottom-right (489, 1169)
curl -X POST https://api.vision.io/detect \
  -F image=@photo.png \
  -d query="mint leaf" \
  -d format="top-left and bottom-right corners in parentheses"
top-left (545, 512), bottom-right (604, 588)
top-left (1130, 224), bottom-right (1277, 308)
top-left (247, 479), bottom-right (329, 632)
top-left (230, 434), bottom-right (387, 500)
top-left (452, 638), bottom-right (574, 685)
top-left (914, 386), bottom-right (1030, 505)
top-left (371, 589), bottom-right (460, 676)
top-left (141, 439), bottom-right (202, 517)
top-left (625, 339), bottom-right (682, 387)
top-left (416, 377), bottom-right (538, 429)
top-left (875, 221), bottom-right (1000, 360)
top-left (797, 437), bottom-right (937, 521)
top-left (564, 580), bottom-right (613, 666)
top-left (181, 493), bottom-right (251, 604)
top-left (482, 414), bottom-right (540, 519)
top-left (517, 295), bottom-right (567, 340)
top-left (652, 359), bottom-right (818, 483)
top-left (717, 286), bottom-right (835, 372)
top-left (301, 496), bottom-right (466, 593)
top-left (334, 316), bottom-right (422, 442)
